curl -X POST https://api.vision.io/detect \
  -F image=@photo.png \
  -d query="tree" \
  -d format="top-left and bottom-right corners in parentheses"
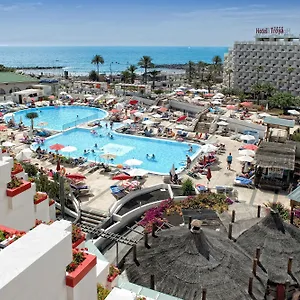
top-left (225, 69), bottom-right (233, 90)
top-left (268, 92), bottom-right (297, 109)
top-left (204, 72), bottom-right (214, 93)
top-left (88, 70), bottom-right (99, 82)
top-left (148, 70), bottom-right (160, 90)
top-left (25, 112), bottom-right (38, 131)
top-left (138, 56), bottom-right (154, 83)
top-left (212, 55), bottom-right (222, 75)
top-left (127, 65), bottom-right (137, 84)
top-left (197, 61), bottom-right (207, 82)
top-left (91, 55), bottom-right (104, 75)
top-left (187, 61), bottom-right (195, 84)
top-left (287, 67), bottom-right (294, 93)
top-left (121, 70), bottom-right (130, 83)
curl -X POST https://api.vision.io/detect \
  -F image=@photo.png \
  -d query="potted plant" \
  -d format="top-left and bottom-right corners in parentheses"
top-left (0, 225), bottom-right (25, 246)
top-left (97, 284), bottom-right (110, 300)
top-left (136, 297), bottom-right (147, 300)
top-left (107, 265), bottom-right (120, 283)
top-left (7, 176), bottom-right (32, 197)
top-left (72, 224), bottom-right (85, 248)
top-left (34, 192), bottom-right (48, 205)
top-left (11, 161), bottom-right (23, 176)
top-left (65, 249), bottom-right (97, 288)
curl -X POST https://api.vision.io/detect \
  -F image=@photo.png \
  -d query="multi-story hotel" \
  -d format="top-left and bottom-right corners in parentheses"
top-left (223, 27), bottom-right (300, 96)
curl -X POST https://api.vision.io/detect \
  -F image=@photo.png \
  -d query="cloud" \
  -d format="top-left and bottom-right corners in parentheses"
top-left (0, 2), bottom-right (42, 12)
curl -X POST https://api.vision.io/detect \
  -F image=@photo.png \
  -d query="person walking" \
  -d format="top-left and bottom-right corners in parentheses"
top-left (227, 152), bottom-right (233, 170)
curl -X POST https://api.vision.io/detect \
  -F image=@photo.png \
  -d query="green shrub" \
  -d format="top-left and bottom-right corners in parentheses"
top-left (21, 162), bottom-right (38, 177)
top-left (182, 178), bottom-right (194, 196)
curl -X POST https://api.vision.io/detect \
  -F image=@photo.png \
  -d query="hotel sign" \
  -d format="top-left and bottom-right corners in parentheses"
top-left (256, 27), bottom-right (291, 35)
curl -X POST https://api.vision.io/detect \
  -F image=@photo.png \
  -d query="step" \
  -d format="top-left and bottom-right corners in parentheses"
top-left (80, 216), bottom-right (102, 225)
top-left (81, 208), bottom-right (107, 218)
top-left (81, 211), bottom-right (106, 222)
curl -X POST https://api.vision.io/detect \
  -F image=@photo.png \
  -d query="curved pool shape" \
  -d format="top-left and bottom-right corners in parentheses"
top-left (5, 106), bottom-right (107, 131)
top-left (33, 127), bottom-right (201, 174)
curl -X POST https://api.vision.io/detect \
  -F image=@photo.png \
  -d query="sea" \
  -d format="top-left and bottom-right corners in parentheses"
top-left (0, 46), bottom-right (228, 76)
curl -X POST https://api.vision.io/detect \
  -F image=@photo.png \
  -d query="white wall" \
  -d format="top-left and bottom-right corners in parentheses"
top-left (169, 100), bottom-right (204, 114)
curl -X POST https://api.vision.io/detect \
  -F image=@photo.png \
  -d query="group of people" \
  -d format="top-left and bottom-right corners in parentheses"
top-left (146, 154), bottom-right (155, 160)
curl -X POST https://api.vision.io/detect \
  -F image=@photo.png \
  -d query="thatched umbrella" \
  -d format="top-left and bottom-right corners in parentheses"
top-left (125, 227), bottom-right (267, 300)
top-left (236, 211), bottom-right (300, 284)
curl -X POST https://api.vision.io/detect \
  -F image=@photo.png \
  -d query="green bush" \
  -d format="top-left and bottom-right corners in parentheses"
top-left (182, 178), bottom-right (194, 196)
top-left (21, 162), bottom-right (38, 177)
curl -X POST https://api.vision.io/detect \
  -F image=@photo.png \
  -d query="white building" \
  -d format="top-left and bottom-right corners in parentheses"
top-left (223, 28), bottom-right (300, 95)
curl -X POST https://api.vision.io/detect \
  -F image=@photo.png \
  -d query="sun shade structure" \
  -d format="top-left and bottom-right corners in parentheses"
top-left (255, 141), bottom-right (296, 170)
top-left (125, 227), bottom-right (267, 300)
top-left (236, 211), bottom-right (300, 285)
top-left (263, 116), bottom-right (295, 128)
top-left (50, 143), bottom-right (65, 151)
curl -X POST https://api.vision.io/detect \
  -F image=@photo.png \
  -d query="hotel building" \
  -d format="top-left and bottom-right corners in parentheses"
top-left (223, 28), bottom-right (300, 96)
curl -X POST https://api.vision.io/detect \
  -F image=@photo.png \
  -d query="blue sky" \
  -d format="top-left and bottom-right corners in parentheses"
top-left (0, 0), bottom-right (300, 46)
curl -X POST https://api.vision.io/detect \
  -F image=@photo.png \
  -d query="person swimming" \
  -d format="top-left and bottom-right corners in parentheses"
top-left (152, 154), bottom-right (155, 160)
top-left (91, 149), bottom-right (95, 153)
top-left (146, 154), bottom-right (149, 158)
top-left (189, 145), bottom-right (193, 152)
top-left (94, 143), bottom-right (98, 148)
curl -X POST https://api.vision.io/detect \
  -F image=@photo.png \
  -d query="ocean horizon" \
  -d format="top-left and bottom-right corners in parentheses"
top-left (0, 46), bottom-right (228, 75)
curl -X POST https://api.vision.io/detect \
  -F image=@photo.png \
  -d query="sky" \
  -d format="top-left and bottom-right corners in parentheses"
top-left (0, 0), bottom-right (300, 46)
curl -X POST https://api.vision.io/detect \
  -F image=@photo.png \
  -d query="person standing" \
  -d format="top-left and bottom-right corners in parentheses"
top-left (227, 152), bottom-right (233, 170)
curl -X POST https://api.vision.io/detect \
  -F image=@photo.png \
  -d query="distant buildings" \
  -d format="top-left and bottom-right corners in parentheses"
top-left (223, 28), bottom-right (300, 96)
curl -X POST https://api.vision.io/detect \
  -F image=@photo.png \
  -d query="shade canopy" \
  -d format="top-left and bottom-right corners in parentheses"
top-left (112, 173), bottom-right (132, 181)
top-left (238, 149), bottom-right (255, 156)
top-left (237, 155), bottom-right (254, 162)
top-left (124, 159), bottom-right (143, 166)
top-left (217, 121), bottom-right (228, 126)
top-left (50, 143), bottom-right (65, 151)
top-left (201, 144), bottom-right (218, 153)
top-left (66, 173), bottom-right (86, 180)
top-left (61, 146), bottom-right (77, 153)
top-left (242, 144), bottom-right (258, 151)
top-left (127, 168), bottom-right (148, 177)
top-left (129, 99), bottom-right (138, 105)
top-left (15, 148), bottom-right (33, 161)
top-left (287, 109), bottom-right (300, 116)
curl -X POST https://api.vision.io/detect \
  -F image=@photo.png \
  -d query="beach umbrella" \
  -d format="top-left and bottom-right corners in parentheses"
top-left (38, 122), bottom-right (48, 128)
top-left (110, 109), bottom-right (120, 114)
top-left (217, 121), bottom-right (228, 126)
top-left (226, 105), bottom-right (236, 110)
top-left (237, 156), bottom-right (254, 163)
top-left (240, 134), bottom-right (255, 142)
top-left (206, 167), bottom-right (212, 181)
top-left (112, 174), bottom-right (133, 181)
top-left (15, 148), bottom-right (33, 161)
top-left (176, 91), bottom-right (184, 96)
top-left (129, 99), bottom-right (138, 105)
top-left (127, 168), bottom-right (148, 177)
top-left (50, 143), bottom-right (65, 151)
top-left (201, 144), bottom-right (218, 153)
top-left (134, 112), bottom-right (144, 117)
top-left (242, 144), bottom-right (258, 151)
top-left (158, 107), bottom-right (168, 113)
top-left (170, 164), bottom-right (176, 176)
top-left (240, 102), bottom-right (253, 107)
top-left (61, 146), bottom-right (77, 157)
top-left (66, 173), bottom-right (86, 180)
top-left (177, 115), bottom-right (187, 122)
top-left (124, 159), bottom-right (143, 167)
top-left (239, 149), bottom-right (255, 157)
top-left (2, 141), bottom-right (15, 147)
top-left (142, 120), bottom-right (154, 125)
top-left (211, 100), bottom-right (221, 105)
top-left (130, 109), bottom-right (138, 114)
top-left (288, 109), bottom-right (300, 116)
top-left (56, 160), bottom-right (61, 171)
top-left (0, 125), bottom-right (7, 131)
top-left (152, 113), bottom-right (162, 119)
top-left (101, 153), bottom-right (116, 160)
top-left (59, 91), bottom-right (67, 95)
top-left (123, 119), bottom-right (134, 124)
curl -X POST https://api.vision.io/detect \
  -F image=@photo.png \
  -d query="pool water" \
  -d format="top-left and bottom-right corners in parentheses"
top-left (34, 126), bottom-right (201, 174)
top-left (5, 106), bottom-right (107, 131)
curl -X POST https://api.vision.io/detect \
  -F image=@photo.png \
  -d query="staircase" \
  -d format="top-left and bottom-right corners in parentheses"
top-left (77, 208), bottom-right (107, 234)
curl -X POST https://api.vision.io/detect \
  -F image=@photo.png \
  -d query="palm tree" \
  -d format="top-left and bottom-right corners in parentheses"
top-left (26, 112), bottom-right (38, 131)
top-left (255, 65), bottom-right (264, 104)
top-left (127, 65), bottom-right (137, 84)
top-left (204, 72), bottom-right (214, 93)
top-left (197, 61), bottom-right (206, 82)
top-left (121, 70), bottom-right (130, 83)
top-left (91, 55), bottom-right (104, 75)
top-left (212, 55), bottom-right (222, 75)
top-left (187, 61), bottom-right (195, 84)
top-left (225, 68), bottom-right (233, 90)
top-left (287, 67), bottom-right (294, 93)
top-left (138, 56), bottom-right (154, 83)
top-left (148, 70), bottom-right (160, 90)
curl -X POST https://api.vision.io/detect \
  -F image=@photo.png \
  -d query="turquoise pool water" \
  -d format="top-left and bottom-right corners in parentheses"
top-left (5, 106), bottom-right (107, 131)
top-left (33, 126), bottom-right (201, 174)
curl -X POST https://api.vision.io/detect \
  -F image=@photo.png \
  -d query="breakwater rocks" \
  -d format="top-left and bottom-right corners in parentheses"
top-left (154, 64), bottom-right (187, 70)
top-left (16, 66), bottom-right (64, 70)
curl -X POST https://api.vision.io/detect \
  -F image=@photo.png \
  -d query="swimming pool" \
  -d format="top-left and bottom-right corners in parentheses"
top-left (5, 106), bottom-right (107, 131)
top-left (33, 126), bottom-right (201, 174)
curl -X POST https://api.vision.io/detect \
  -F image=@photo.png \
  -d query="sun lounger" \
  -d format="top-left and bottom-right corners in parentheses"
top-left (215, 186), bottom-right (234, 194)
top-left (233, 177), bottom-right (254, 189)
top-left (110, 185), bottom-right (127, 199)
top-left (196, 184), bottom-right (208, 193)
